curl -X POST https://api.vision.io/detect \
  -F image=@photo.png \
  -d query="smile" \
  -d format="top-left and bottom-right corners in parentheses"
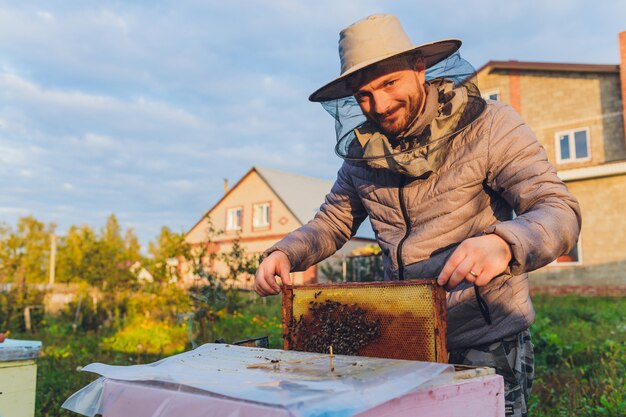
top-left (381, 107), bottom-right (401, 122)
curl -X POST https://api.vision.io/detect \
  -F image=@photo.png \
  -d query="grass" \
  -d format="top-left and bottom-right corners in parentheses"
top-left (29, 323), bottom-right (164, 417)
top-left (8, 294), bottom-right (624, 416)
top-left (529, 295), bottom-right (625, 417)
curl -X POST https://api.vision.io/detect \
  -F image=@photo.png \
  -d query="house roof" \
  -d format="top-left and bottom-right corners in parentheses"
top-left (255, 166), bottom-right (334, 225)
top-left (477, 60), bottom-right (620, 75)
top-left (255, 166), bottom-right (375, 240)
top-left (188, 166), bottom-right (375, 240)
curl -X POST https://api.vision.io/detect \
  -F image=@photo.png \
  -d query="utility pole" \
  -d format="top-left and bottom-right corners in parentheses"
top-left (49, 233), bottom-right (56, 285)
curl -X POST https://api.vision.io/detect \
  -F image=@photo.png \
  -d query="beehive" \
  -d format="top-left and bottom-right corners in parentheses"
top-left (0, 339), bottom-right (41, 417)
top-left (282, 279), bottom-right (447, 363)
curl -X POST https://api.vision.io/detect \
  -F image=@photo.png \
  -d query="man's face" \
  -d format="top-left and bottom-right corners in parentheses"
top-left (352, 59), bottom-right (427, 136)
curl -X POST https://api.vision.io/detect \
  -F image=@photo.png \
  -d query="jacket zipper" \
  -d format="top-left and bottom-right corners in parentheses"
top-left (397, 176), bottom-right (411, 280)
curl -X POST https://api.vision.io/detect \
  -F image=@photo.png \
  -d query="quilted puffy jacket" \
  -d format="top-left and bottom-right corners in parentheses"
top-left (266, 101), bottom-right (581, 350)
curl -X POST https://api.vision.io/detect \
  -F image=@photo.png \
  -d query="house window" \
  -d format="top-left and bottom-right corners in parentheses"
top-left (482, 90), bottom-right (500, 101)
top-left (553, 240), bottom-right (581, 265)
top-left (555, 128), bottom-right (590, 163)
top-left (226, 207), bottom-right (242, 231)
top-left (253, 203), bottom-right (270, 228)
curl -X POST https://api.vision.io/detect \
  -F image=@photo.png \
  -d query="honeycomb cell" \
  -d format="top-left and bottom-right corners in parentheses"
top-left (282, 279), bottom-right (447, 363)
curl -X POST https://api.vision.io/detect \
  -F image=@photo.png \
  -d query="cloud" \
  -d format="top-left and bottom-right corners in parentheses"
top-left (0, 72), bottom-right (203, 133)
top-left (0, 0), bottom-right (624, 246)
top-left (0, 67), bottom-right (337, 244)
top-left (82, 133), bottom-right (119, 150)
top-left (164, 180), bottom-right (194, 192)
top-left (35, 10), bottom-right (55, 21)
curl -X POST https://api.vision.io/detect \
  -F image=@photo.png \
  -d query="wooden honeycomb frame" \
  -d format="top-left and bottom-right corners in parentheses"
top-left (282, 279), bottom-right (448, 363)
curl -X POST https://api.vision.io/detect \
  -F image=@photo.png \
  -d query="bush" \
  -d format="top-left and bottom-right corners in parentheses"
top-left (210, 307), bottom-right (283, 348)
top-left (59, 290), bottom-right (109, 333)
top-left (101, 319), bottom-right (188, 355)
top-left (0, 286), bottom-right (46, 332)
top-left (98, 285), bottom-right (192, 355)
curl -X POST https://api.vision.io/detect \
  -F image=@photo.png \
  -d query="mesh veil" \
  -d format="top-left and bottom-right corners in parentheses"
top-left (320, 51), bottom-right (485, 162)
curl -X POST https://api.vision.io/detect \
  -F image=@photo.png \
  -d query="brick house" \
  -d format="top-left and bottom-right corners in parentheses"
top-left (475, 31), bottom-right (626, 286)
top-left (185, 166), bottom-right (375, 287)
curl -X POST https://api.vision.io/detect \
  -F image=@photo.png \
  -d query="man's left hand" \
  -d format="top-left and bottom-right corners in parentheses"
top-left (437, 234), bottom-right (512, 290)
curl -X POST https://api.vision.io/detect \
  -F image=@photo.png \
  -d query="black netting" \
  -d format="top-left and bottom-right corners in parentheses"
top-left (320, 52), bottom-right (485, 162)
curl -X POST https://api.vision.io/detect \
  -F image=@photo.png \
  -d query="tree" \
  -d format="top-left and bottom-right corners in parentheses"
top-left (56, 215), bottom-right (142, 290)
top-left (147, 226), bottom-right (190, 284)
top-left (124, 228), bottom-right (142, 263)
top-left (92, 214), bottom-right (140, 290)
top-left (101, 214), bottom-right (124, 252)
top-left (0, 216), bottom-right (55, 285)
top-left (56, 224), bottom-right (97, 284)
top-left (0, 216), bottom-right (53, 331)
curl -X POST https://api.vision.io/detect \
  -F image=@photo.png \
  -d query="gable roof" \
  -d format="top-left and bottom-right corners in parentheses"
top-left (477, 60), bottom-right (620, 75)
top-left (187, 166), bottom-right (375, 240)
top-left (255, 166), bottom-right (333, 225)
top-left (255, 166), bottom-right (375, 240)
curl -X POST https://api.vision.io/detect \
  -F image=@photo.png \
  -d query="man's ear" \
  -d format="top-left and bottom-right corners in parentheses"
top-left (413, 55), bottom-right (426, 84)
top-left (414, 55), bottom-right (425, 71)
top-left (417, 69), bottom-right (426, 85)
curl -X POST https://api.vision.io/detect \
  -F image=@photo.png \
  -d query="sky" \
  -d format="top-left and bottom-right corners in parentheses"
top-left (1, 0), bottom-right (625, 247)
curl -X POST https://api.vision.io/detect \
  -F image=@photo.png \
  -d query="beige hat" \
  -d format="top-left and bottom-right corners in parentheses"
top-left (309, 14), bottom-right (461, 102)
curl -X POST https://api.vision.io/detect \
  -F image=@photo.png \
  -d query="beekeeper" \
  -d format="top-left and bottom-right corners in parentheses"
top-left (254, 14), bottom-right (581, 417)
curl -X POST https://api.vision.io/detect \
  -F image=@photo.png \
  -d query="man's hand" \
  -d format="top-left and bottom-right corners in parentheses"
top-left (437, 234), bottom-right (512, 290)
top-left (254, 251), bottom-right (292, 296)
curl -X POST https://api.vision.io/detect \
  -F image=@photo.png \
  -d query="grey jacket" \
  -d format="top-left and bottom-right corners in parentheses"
top-left (267, 101), bottom-right (581, 350)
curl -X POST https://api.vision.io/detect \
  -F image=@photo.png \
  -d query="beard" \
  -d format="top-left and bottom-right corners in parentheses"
top-left (369, 84), bottom-right (426, 137)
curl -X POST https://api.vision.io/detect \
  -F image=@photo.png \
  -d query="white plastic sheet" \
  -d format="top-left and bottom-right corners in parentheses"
top-left (63, 343), bottom-right (454, 417)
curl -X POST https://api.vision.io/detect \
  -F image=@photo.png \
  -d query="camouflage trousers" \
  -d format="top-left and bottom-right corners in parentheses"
top-left (448, 329), bottom-right (534, 417)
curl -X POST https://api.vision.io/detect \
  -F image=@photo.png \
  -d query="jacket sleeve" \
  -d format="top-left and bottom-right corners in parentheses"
top-left (263, 162), bottom-right (369, 272)
top-left (483, 104), bottom-right (582, 275)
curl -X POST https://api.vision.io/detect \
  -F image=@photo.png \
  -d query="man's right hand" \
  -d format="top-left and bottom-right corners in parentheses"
top-left (254, 251), bottom-right (292, 296)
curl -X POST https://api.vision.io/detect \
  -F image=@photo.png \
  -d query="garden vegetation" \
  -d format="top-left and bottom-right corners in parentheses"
top-left (1, 216), bottom-right (624, 416)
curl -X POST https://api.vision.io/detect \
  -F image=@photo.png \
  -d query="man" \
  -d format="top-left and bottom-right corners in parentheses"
top-left (254, 14), bottom-right (581, 417)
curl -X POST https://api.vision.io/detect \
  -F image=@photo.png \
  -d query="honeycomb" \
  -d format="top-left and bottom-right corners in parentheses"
top-left (282, 279), bottom-right (447, 363)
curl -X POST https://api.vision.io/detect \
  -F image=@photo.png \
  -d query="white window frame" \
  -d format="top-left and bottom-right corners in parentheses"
top-left (549, 236), bottom-right (582, 267)
top-left (226, 207), bottom-right (242, 231)
top-left (253, 202), bottom-right (270, 228)
top-left (482, 90), bottom-right (500, 101)
top-left (555, 127), bottom-right (591, 164)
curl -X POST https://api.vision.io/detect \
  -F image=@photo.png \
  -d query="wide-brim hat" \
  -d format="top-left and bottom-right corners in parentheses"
top-left (309, 14), bottom-right (461, 102)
